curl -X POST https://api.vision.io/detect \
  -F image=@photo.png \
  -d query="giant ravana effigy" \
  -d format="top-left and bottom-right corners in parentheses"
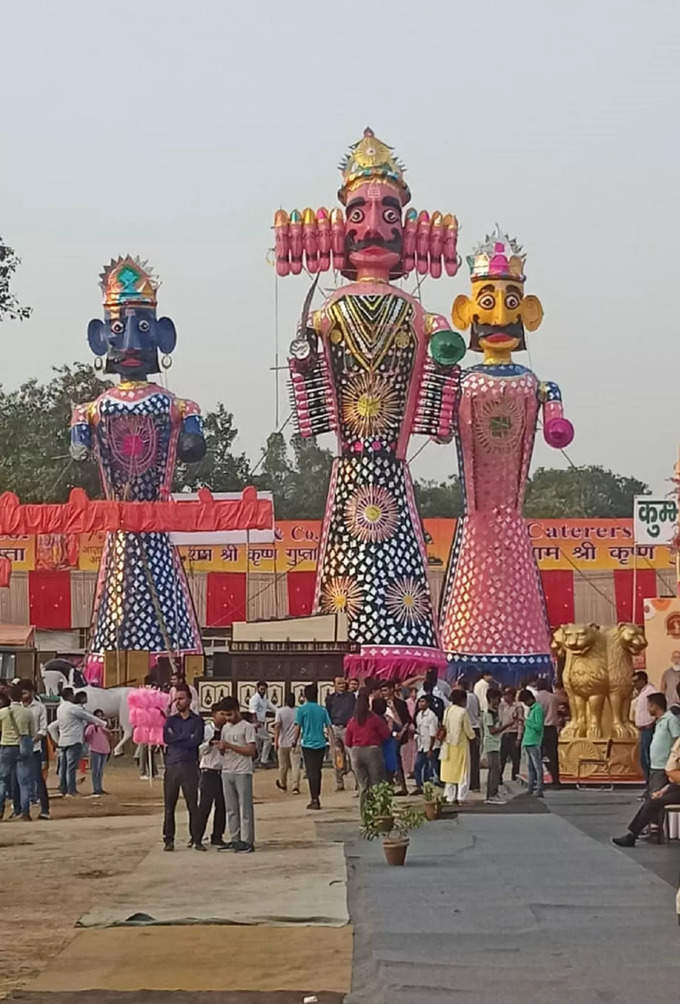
top-left (438, 227), bottom-right (574, 684)
top-left (70, 257), bottom-right (206, 682)
top-left (279, 128), bottom-right (466, 679)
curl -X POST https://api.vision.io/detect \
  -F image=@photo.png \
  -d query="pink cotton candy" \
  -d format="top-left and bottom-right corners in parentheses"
top-left (128, 688), bottom-right (170, 745)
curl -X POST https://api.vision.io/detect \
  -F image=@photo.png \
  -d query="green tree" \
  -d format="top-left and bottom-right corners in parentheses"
top-left (0, 237), bottom-right (31, 322)
top-left (0, 363), bottom-right (109, 502)
top-left (175, 402), bottom-right (251, 492)
top-left (523, 465), bottom-right (650, 518)
top-left (285, 434), bottom-right (334, 519)
top-left (254, 431), bottom-right (293, 514)
top-left (414, 477), bottom-right (464, 518)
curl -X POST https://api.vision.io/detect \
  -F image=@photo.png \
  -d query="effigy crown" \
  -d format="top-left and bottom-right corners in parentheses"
top-left (99, 255), bottom-right (159, 318)
top-left (466, 224), bottom-right (526, 282)
top-left (338, 127), bottom-right (411, 206)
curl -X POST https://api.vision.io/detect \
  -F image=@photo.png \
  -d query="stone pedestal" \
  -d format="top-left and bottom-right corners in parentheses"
top-left (559, 737), bottom-right (643, 783)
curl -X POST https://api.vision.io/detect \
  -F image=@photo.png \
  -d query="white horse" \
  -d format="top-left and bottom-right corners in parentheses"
top-left (40, 663), bottom-right (87, 696)
top-left (74, 686), bottom-right (135, 756)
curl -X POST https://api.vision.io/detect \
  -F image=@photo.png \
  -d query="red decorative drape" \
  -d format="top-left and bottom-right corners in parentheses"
top-left (0, 486), bottom-right (273, 534)
top-left (28, 570), bottom-right (72, 629)
top-left (614, 568), bottom-right (657, 625)
top-left (540, 569), bottom-right (575, 628)
top-left (287, 571), bottom-right (317, 617)
top-left (206, 572), bottom-right (247, 627)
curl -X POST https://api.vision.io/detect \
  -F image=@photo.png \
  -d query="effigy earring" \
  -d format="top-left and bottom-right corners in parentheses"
top-left (161, 355), bottom-right (173, 370)
top-left (93, 357), bottom-right (104, 371)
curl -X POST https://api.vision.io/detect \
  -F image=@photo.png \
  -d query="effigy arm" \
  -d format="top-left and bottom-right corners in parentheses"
top-left (177, 399), bottom-right (207, 463)
top-left (70, 402), bottom-right (92, 461)
top-left (412, 315), bottom-right (464, 442)
top-left (538, 381), bottom-right (574, 448)
top-left (288, 326), bottom-right (336, 439)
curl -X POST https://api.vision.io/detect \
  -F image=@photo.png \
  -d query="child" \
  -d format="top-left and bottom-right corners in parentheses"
top-left (218, 696), bottom-right (257, 852)
top-left (84, 710), bottom-right (112, 796)
top-left (413, 695), bottom-right (438, 794)
top-left (482, 688), bottom-right (513, 805)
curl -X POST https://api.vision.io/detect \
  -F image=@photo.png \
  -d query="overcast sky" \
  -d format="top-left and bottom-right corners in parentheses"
top-left (2, 1), bottom-right (679, 497)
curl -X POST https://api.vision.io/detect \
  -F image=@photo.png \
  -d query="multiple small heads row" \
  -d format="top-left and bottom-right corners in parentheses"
top-left (0, 678), bottom-right (107, 722)
top-left (86, 128), bottom-right (545, 383)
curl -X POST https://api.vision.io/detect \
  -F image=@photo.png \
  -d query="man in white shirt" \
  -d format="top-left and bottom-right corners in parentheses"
top-left (19, 679), bottom-right (49, 819)
top-left (412, 695), bottom-right (439, 794)
top-left (660, 652), bottom-right (680, 708)
top-left (274, 693), bottom-right (301, 793)
top-left (248, 681), bottom-right (276, 767)
top-left (218, 696), bottom-right (258, 853)
top-left (473, 671), bottom-right (495, 713)
top-left (48, 688), bottom-right (103, 797)
top-left (632, 670), bottom-right (658, 787)
top-left (196, 702), bottom-right (229, 848)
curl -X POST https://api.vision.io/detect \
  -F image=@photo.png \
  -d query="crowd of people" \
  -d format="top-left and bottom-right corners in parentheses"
top-left (6, 659), bottom-right (680, 855)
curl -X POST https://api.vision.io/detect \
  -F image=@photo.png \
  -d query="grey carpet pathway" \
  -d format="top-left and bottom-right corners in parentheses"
top-left (343, 797), bottom-right (680, 1003)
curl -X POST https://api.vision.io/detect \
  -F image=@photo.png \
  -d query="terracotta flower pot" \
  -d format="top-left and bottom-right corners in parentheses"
top-left (383, 837), bottom-right (409, 866)
top-left (423, 800), bottom-right (441, 821)
top-left (375, 814), bottom-right (394, 833)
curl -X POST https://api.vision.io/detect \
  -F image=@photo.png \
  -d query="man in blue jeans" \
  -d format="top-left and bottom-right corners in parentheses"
top-left (18, 680), bottom-right (50, 819)
top-left (519, 689), bottom-right (545, 798)
top-left (48, 688), bottom-right (103, 797)
top-left (0, 686), bottom-right (34, 820)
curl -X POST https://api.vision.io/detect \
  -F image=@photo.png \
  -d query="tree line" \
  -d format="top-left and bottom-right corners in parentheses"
top-left (0, 362), bottom-right (649, 518)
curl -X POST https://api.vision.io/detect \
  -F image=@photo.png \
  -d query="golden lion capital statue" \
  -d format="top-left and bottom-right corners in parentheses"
top-left (552, 622), bottom-right (647, 741)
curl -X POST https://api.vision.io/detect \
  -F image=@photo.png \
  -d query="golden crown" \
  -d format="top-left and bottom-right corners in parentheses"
top-left (466, 225), bottom-right (526, 282)
top-left (99, 255), bottom-right (159, 317)
top-left (338, 127), bottom-right (411, 206)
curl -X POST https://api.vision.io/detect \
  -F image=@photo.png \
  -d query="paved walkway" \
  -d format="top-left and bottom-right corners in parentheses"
top-left (343, 790), bottom-right (680, 1004)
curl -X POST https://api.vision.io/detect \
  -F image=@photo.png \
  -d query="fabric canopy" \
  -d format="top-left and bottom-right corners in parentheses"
top-left (0, 486), bottom-right (273, 535)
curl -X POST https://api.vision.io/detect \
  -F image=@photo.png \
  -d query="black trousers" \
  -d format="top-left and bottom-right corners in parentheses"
top-left (629, 783), bottom-right (680, 837)
top-left (469, 730), bottom-right (481, 791)
top-left (500, 732), bottom-right (520, 780)
top-left (197, 768), bottom-right (226, 842)
top-left (302, 747), bottom-right (325, 801)
top-left (542, 725), bottom-right (560, 785)
top-left (163, 761), bottom-right (201, 844)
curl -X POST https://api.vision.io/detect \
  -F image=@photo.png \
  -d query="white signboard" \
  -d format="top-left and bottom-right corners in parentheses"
top-left (634, 496), bottom-right (678, 546)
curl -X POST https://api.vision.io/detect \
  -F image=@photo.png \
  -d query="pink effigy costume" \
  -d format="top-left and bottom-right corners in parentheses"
top-left (279, 129), bottom-right (465, 680)
top-left (439, 228), bottom-right (574, 684)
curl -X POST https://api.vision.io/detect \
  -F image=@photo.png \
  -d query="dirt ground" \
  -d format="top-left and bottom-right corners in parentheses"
top-left (0, 759), bottom-right (354, 1000)
top-left (0, 760), bottom-right (164, 995)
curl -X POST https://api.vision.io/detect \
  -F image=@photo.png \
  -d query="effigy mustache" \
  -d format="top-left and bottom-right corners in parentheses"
top-left (472, 320), bottom-right (524, 339)
top-left (345, 231), bottom-right (403, 253)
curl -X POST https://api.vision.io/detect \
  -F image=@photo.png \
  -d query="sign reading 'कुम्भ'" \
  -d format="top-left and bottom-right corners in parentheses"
top-left (633, 496), bottom-right (679, 546)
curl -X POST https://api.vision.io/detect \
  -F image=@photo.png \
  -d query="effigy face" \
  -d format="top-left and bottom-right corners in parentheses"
top-left (343, 180), bottom-right (404, 279)
top-left (451, 232), bottom-right (544, 359)
top-left (87, 256), bottom-right (176, 379)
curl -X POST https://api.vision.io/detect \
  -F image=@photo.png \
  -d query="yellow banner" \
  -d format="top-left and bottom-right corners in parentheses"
top-left (0, 518), bottom-right (670, 574)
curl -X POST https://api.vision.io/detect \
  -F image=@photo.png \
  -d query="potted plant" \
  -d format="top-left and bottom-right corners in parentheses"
top-left (422, 780), bottom-right (444, 821)
top-left (361, 783), bottom-right (424, 865)
top-left (363, 780), bottom-right (395, 833)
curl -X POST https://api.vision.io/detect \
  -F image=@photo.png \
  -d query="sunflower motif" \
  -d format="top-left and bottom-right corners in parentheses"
top-left (320, 576), bottom-right (363, 620)
top-left (385, 576), bottom-right (430, 626)
top-left (342, 372), bottom-right (401, 439)
top-left (345, 484), bottom-right (400, 543)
